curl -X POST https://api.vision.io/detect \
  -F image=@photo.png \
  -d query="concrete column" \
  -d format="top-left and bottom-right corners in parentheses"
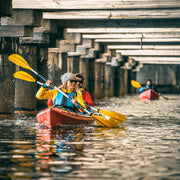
top-left (88, 58), bottom-right (95, 99)
top-left (131, 70), bottom-right (137, 94)
top-left (124, 69), bottom-right (128, 95)
top-left (175, 65), bottom-right (180, 93)
top-left (59, 52), bottom-right (68, 79)
top-left (110, 57), bottom-right (121, 97)
top-left (104, 63), bottom-right (113, 98)
top-left (0, 37), bottom-right (19, 114)
top-left (48, 49), bottom-right (67, 85)
top-left (36, 47), bottom-right (49, 110)
top-left (14, 45), bottom-right (37, 111)
top-left (94, 60), bottom-right (105, 99)
top-left (0, 53), bottom-right (15, 114)
top-left (112, 66), bottom-right (120, 97)
top-left (127, 69), bottom-right (132, 94)
top-left (67, 54), bottom-right (80, 73)
top-left (119, 68), bottom-right (126, 96)
top-left (79, 57), bottom-right (90, 89)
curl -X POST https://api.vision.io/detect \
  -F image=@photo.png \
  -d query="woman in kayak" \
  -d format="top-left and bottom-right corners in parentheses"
top-left (139, 79), bottom-right (160, 95)
top-left (36, 72), bottom-right (86, 113)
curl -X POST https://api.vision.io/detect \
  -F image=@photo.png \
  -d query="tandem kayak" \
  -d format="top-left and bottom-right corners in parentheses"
top-left (37, 107), bottom-right (95, 128)
top-left (140, 89), bottom-right (160, 101)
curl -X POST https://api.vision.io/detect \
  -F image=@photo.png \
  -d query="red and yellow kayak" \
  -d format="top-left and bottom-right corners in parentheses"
top-left (37, 107), bottom-right (95, 128)
top-left (140, 89), bottom-right (160, 101)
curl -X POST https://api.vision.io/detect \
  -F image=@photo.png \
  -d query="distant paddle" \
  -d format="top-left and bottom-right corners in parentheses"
top-left (131, 80), bottom-right (169, 100)
top-left (131, 80), bottom-right (142, 88)
top-left (9, 54), bottom-right (127, 127)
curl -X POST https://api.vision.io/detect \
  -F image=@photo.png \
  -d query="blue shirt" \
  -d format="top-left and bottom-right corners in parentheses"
top-left (139, 84), bottom-right (158, 93)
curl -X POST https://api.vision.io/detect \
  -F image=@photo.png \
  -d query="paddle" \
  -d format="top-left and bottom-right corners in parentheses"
top-left (85, 104), bottom-right (126, 124)
top-left (9, 54), bottom-right (121, 127)
top-left (14, 71), bottom-right (42, 84)
top-left (131, 80), bottom-right (169, 100)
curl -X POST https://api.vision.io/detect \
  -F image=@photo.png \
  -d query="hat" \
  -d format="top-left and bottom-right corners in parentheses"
top-left (61, 72), bottom-right (76, 84)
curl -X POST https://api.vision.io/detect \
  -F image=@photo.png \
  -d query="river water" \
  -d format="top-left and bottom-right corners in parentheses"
top-left (0, 95), bottom-right (179, 180)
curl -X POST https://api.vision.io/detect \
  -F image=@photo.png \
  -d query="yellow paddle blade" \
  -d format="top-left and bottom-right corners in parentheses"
top-left (9, 54), bottom-right (32, 70)
top-left (14, 71), bottom-right (36, 82)
top-left (95, 119), bottom-right (107, 127)
top-left (92, 114), bottom-right (119, 128)
top-left (131, 80), bottom-right (142, 88)
top-left (99, 110), bottom-right (126, 124)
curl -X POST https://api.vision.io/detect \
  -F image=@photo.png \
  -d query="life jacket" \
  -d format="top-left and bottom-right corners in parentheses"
top-left (47, 99), bottom-right (53, 106)
top-left (36, 86), bottom-right (86, 113)
top-left (53, 89), bottom-right (77, 111)
top-left (139, 84), bottom-right (158, 93)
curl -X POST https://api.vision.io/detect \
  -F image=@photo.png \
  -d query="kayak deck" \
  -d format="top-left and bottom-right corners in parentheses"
top-left (140, 89), bottom-right (160, 101)
top-left (37, 107), bottom-right (95, 128)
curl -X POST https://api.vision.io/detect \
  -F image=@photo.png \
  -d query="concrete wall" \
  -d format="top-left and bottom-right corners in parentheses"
top-left (137, 64), bottom-right (180, 93)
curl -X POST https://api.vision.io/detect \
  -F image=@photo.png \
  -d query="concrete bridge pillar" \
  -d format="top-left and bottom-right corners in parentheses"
top-left (175, 65), bottom-right (180, 92)
top-left (48, 48), bottom-right (67, 85)
top-left (131, 70), bottom-right (137, 94)
top-left (88, 58), bottom-right (95, 100)
top-left (112, 66), bottom-right (120, 97)
top-left (79, 57), bottom-right (90, 90)
top-left (94, 59), bottom-right (105, 99)
top-left (119, 56), bottom-right (133, 96)
top-left (0, 37), bottom-right (18, 114)
top-left (104, 62), bottom-right (113, 98)
top-left (0, 54), bottom-right (15, 114)
top-left (67, 53), bottom-right (80, 73)
top-left (14, 45), bottom-right (37, 112)
top-left (119, 68), bottom-right (127, 96)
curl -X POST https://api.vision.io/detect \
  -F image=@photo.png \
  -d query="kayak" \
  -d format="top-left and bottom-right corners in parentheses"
top-left (37, 107), bottom-right (95, 128)
top-left (140, 89), bottom-right (160, 101)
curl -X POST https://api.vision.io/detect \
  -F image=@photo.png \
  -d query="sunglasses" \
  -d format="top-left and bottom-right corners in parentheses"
top-left (69, 79), bottom-right (77, 83)
top-left (76, 80), bottom-right (83, 84)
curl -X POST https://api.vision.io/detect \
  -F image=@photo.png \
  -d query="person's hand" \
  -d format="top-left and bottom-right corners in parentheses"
top-left (71, 98), bottom-right (77, 104)
top-left (144, 87), bottom-right (147, 90)
top-left (46, 79), bottom-right (52, 87)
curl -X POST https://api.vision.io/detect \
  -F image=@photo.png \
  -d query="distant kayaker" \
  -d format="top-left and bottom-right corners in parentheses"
top-left (139, 79), bottom-right (160, 95)
top-left (75, 73), bottom-right (94, 108)
top-left (36, 72), bottom-right (86, 113)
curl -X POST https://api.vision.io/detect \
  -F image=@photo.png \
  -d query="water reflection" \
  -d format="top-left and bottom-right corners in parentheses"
top-left (35, 126), bottom-right (88, 177)
top-left (0, 122), bottom-right (93, 179)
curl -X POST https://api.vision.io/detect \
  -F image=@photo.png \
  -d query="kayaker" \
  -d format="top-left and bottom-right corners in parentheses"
top-left (75, 73), bottom-right (94, 108)
top-left (36, 72), bottom-right (86, 113)
top-left (139, 79), bottom-right (160, 95)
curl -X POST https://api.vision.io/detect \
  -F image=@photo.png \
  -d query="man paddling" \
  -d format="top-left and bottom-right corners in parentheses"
top-left (75, 73), bottom-right (94, 108)
top-left (139, 79), bottom-right (160, 95)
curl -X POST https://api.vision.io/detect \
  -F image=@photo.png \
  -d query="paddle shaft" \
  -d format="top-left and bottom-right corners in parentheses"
top-left (31, 69), bottom-right (47, 82)
top-left (85, 103), bottom-right (99, 112)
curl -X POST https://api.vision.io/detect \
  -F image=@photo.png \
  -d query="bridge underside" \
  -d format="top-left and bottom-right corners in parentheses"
top-left (0, 0), bottom-right (180, 113)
